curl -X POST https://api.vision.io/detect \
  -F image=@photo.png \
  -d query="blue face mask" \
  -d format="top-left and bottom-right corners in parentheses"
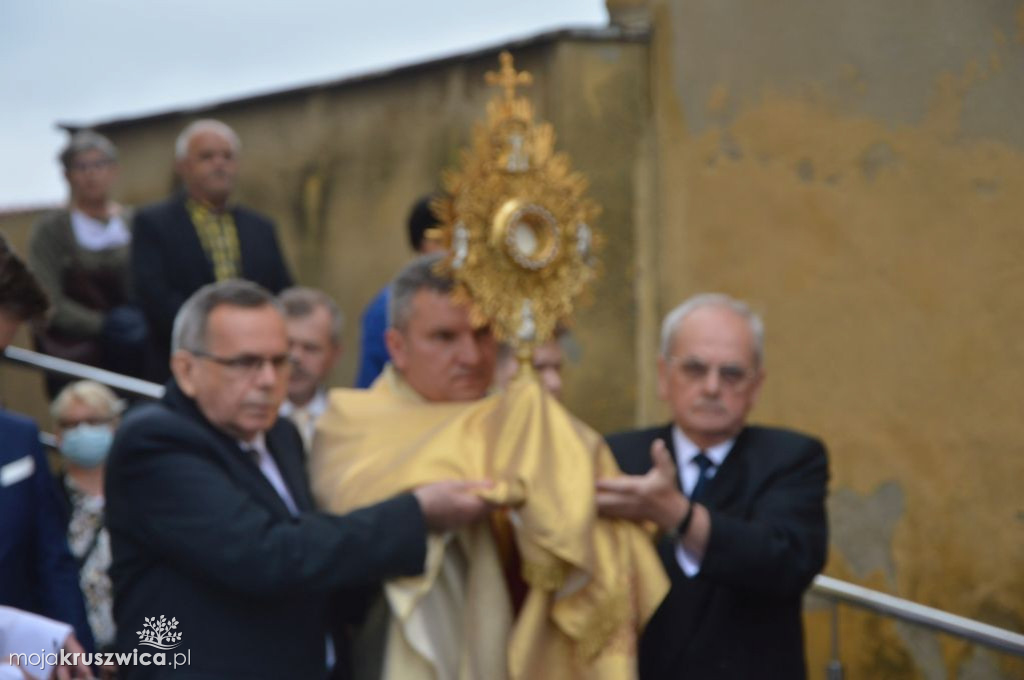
top-left (60, 424), bottom-right (114, 468)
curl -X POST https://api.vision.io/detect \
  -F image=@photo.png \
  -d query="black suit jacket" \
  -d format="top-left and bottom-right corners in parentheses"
top-left (606, 424), bottom-right (829, 680)
top-left (131, 194), bottom-right (293, 376)
top-left (105, 382), bottom-right (425, 679)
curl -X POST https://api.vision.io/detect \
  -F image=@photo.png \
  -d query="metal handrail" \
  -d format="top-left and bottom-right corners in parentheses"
top-left (2, 345), bottom-right (164, 399)
top-left (809, 575), bottom-right (1024, 656)
top-left (4, 344), bottom-right (1024, 663)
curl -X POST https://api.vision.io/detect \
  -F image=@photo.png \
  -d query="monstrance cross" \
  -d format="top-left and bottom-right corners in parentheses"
top-left (486, 51), bottom-right (533, 102)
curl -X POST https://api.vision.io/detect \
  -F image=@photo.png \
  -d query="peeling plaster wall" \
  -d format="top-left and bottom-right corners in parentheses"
top-left (0, 39), bottom-right (650, 435)
top-left (0, 209), bottom-right (54, 421)
top-left (650, 0), bottom-right (1024, 677)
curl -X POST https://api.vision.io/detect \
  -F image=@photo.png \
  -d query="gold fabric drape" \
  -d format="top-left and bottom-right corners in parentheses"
top-left (310, 366), bottom-right (668, 679)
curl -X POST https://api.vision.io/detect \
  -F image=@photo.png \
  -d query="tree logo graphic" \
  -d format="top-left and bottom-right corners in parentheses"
top-left (136, 615), bottom-right (183, 650)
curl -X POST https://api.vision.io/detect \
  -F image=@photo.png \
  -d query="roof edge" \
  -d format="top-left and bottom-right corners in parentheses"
top-left (57, 25), bottom-right (649, 133)
top-left (0, 201), bottom-right (61, 217)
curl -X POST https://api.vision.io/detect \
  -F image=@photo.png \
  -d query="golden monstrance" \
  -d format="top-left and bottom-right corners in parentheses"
top-left (431, 51), bottom-right (602, 359)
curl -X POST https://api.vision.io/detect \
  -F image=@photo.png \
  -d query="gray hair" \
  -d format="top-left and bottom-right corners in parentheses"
top-left (59, 130), bottom-right (117, 170)
top-left (51, 380), bottom-right (124, 422)
top-left (660, 293), bottom-right (765, 366)
top-left (388, 252), bottom-right (453, 330)
top-left (174, 119), bottom-right (241, 161)
top-left (172, 279), bottom-right (281, 353)
top-left (278, 286), bottom-right (344, 344)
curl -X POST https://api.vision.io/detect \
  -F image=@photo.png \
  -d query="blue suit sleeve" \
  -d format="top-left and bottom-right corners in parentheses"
top-left (355, 287), bottom-right (391, 388)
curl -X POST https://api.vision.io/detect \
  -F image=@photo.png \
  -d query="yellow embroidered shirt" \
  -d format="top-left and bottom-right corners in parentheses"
top-left (187, 199), bottom-right (240, 281)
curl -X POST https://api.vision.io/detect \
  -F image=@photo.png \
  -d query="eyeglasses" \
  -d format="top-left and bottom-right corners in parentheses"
top-left (667, 356), bottom-right (756, 390)
top-left (69, 159), bottom-right (114, 173)
top-left (191, 350), bottom-right (291, 376)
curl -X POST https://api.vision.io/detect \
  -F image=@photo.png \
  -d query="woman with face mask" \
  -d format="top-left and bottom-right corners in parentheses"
top-left (51, 380), bottom-right (123, 657)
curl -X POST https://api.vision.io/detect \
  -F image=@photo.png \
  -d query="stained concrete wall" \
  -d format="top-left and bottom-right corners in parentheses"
top-left (0, 208), bottom-right (55, 421)
top-left (22, 35), bottom-right (649, 435)
top-left (647, 0), bottom-right (1024, 677)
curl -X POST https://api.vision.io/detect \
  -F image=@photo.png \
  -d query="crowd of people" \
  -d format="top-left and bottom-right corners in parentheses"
top-left (1, 119), bottom-right (828, 680)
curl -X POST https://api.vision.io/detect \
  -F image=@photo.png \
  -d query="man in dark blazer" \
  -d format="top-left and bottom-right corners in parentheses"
top-left (0, 235), bottom-right (96, 661)
top-left (597, 293), bottom-right (828, 680)
top-left (131, 119), bottom-right (292, 380)
top-left (105, 279), bottom-right (491, 679)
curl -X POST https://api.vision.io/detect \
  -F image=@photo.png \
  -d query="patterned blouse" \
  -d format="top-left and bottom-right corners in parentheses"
top-left (65, 477), bottom-right (115, 649)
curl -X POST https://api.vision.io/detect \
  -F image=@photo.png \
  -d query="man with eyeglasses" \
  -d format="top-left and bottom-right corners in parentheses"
top-left (28, 130), bottom-right (149, 397)
top-left (104, 279), bottom-right (492, 679)
top-left (597, 293), bottom-right (828, 680)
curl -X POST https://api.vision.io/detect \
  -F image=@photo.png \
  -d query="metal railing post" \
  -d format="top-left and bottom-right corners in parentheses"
top-left (826, 598), bottom-right (844, 680)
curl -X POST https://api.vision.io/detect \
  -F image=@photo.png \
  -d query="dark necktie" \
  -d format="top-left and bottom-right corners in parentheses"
top-left (689, 452), bottom-right (715, 504)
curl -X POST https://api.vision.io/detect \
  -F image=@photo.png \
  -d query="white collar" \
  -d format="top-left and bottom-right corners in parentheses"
top-left (670, 425), bottom-right (734, 468)
top-left (70, 208), bottom-right (130, 251)
top-left (237, 432), bottom-right (268, 453)
top-left (279, 389), bottom-right (327, 418)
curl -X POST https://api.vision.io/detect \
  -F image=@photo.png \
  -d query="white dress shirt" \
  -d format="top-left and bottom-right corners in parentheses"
top-left (239, 434), bottom-right (300, 517)
top-left (671, 425), bottom-right (735, 577)
top-left (279, 389), bottom-right (328, 452)
top-left (240, 434), bottom-right (335, 667)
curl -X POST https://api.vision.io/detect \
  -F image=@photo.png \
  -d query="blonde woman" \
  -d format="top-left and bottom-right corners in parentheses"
top-left (52, 380), bottom-right (123, 654)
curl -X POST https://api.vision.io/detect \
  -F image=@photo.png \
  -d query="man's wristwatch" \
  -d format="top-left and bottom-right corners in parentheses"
top-left (670, 501), bottom-right (696, 541)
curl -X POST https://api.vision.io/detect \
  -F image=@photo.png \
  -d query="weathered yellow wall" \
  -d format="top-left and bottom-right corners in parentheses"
top-left (649, 0), bottom-right (1024, 676)
top-left (51, 37), bottom-right (650, 433)
top-left (0, 208), bottom-right (56, 425)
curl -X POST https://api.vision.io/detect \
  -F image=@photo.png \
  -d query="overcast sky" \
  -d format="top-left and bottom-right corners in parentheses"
top-left (0, 0), bottom-right (606, 210)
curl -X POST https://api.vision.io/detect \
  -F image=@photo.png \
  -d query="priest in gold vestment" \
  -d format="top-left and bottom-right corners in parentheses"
top-left (310, 255), bottom-right (668, 679)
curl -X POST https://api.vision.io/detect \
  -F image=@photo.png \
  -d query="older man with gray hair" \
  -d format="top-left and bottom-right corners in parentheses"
top-left (105, 278), bottom-right (492, 679)
top-left (598, 292), bottom-right (829, 680)
top-left (131, 118), bottom-right (292, 381)
top-left (278, 286), bottom-right (345, 450)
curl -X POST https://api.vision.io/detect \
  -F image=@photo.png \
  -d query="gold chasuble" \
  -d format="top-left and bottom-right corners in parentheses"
top-left (311, 366), bottom-right (668, 679)
top-left (312, 52), bottom-right (668, 679)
